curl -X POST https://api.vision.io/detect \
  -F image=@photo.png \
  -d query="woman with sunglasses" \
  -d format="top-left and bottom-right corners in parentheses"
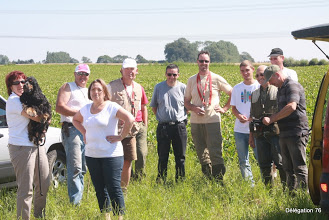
top-left (5, 71), bottom-right (50, 220)
top-left (73, 79), bottom-right (134, 220)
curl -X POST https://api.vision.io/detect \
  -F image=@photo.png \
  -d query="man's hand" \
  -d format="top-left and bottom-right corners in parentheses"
top-left (262, 117), bottom-right (271, 126)
top-left (249, 134), bottom-right (255, 148)
top-left (238, 114), bottom-right (249, 123)
top-left (193, 106), bottom-right (205, 116)
top-left (214, 105), bottom-right (226, 114)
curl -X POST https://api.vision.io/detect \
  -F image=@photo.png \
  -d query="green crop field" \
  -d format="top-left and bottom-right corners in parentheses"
top-left (0, 63), bottom-right (328, 219)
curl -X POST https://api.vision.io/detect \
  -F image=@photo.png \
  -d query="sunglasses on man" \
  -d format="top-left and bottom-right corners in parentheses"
top-left (76, 72), bottom-right (90, 76)
top-left (198, 60), bottom-right (210, 63)
top-left (12, 80), bottom-right (26, 85)
top-left (255, 73), bottom-right (264, 78)
top-left (167, 73), bottom-right (178, 77)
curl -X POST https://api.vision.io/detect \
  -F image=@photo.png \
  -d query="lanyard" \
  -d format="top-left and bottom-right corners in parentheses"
top-left (197, 73), bottom-right (212, 106)
top-left (122, 78), bottom-right (135, 115)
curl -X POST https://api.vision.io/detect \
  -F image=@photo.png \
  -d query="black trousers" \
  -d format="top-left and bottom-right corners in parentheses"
top-left (156, 122), bottom-right (187, 180)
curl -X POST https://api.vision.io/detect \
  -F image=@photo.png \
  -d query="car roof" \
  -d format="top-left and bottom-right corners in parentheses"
top-left (292, 23), bottom-right (329, 42)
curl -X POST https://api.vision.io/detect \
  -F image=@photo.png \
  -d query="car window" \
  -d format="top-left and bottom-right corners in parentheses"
top-left (0, 101), bottom-right (7, 127)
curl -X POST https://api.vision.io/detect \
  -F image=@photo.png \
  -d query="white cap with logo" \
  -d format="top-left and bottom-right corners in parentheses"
top-left (122, 58), bottom-right (137, 69)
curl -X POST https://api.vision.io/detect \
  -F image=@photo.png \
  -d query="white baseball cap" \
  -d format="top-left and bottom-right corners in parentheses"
top-left (122, 58), bottom-right (137, 69)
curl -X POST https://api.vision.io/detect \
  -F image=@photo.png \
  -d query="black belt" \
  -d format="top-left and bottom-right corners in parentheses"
top-left (159, 120), bottom-right (186, 126)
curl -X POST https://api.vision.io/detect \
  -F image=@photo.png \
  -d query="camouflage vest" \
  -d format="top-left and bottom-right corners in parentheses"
top-left (251, 85), bottom-right (278, 118)
top-left (250, 85), bottom-right (279, 136)
top-left (109, 78), bottom-right (142, 136)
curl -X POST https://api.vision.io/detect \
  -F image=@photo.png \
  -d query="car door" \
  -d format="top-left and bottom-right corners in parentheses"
top-left (0, 97), bottom-right (16, 185)
top-left (308, 68), bottom-right (329, 205)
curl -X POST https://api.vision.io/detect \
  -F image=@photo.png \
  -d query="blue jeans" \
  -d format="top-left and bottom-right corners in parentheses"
top-left (62, 125), bottom-right (86, 205)
top-left (86, 156), bottom-right (125, 215)
top-left (234, 132), bottom-right (257, 182)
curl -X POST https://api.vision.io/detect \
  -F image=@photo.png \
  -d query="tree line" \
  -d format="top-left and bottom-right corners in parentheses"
top-left (0, 38), bottom-right (328, 65)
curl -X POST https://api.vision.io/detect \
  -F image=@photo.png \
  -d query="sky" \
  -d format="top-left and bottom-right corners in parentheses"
top-left (1, 0), bottom-right (329, 63)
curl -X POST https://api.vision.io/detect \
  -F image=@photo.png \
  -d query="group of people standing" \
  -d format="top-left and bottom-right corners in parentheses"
top-left (5, 47), bottom-right (309, 220)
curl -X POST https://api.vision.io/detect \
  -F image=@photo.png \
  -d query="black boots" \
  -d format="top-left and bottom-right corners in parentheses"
top-left (212, 164), bottom-right (226, 182)
top-left (202, 164), bottom-right (212, 179)
top-left (201, 163), bottom-right (226, 184)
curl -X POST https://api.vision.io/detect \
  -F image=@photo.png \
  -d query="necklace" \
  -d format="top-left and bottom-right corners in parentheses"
top-left (197, 73), bottom-right (212, 107)
top-left (75, 82), bottom-right (87, 101)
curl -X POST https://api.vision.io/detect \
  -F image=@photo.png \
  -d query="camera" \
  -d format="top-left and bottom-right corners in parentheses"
top-left (250, 118), bottom-right (264, 133)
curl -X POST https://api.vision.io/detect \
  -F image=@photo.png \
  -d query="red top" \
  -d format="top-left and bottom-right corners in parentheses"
top-left (135, 86), bottom-right (148, 122)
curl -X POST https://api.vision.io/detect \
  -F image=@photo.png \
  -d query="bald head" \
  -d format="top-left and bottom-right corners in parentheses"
top-left (255, 65), bottom-right (268, 87)
top-left (256, 65), bottom-right (267, 75)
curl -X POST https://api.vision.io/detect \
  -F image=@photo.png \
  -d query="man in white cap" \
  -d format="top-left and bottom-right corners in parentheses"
top-left (56, 64), bottom-right (91, 205)
top-left (262, 65), bottom-right (308, 192)
top-left (268, 48), bottom-right (298, 82)
top-left (108, 58), bottom-right (148, 192)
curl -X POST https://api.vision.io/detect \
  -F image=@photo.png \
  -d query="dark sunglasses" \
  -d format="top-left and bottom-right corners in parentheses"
top-left (12, 80), bottom-right (25, 85)
top-left (198, 60), bottom-right (210, 63)
top-left (255, 73), bottom-right (264, 78)
top-left (76, 72), bottom-right (90, 76)
top-left (167, 73), bottom-right (178, 77)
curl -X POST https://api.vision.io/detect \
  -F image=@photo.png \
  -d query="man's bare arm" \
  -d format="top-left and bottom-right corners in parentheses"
top-left (231, 105), bottom-right (249, 123)
top-left (184, 96), bottom-right (205, 115)
top-left (263, 102), bottom-right (297, 125)
top-left (55, 83), bottom-right (78, 117)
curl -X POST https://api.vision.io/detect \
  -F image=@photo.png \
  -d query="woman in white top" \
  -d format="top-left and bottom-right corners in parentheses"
top-left (5, 71), bottom-right (50, 220)
top-left (73, 79), bottom-right (134, 220)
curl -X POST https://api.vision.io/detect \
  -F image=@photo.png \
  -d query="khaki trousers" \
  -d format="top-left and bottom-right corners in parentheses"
top-left (191, 122), bottom-right (224, 166)
top-left (8, 144), bottom-right (50, 220)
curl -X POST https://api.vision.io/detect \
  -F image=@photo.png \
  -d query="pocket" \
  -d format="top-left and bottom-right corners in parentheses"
top-left (115, 94), bottom-right (125, 106)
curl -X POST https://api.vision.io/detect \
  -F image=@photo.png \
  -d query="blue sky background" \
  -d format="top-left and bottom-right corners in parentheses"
top-left (1, 0), bottom-right (329, 63)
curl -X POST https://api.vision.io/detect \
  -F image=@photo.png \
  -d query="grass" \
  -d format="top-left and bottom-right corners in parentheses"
top-left (0, 63), bottom-right (329, 219)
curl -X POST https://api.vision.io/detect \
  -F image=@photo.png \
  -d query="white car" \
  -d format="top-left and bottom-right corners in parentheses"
top-left (0, 94), bottom-right (66, 188)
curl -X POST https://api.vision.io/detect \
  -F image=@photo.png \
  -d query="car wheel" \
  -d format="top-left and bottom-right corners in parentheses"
top-left (47, 149), bottom-right (66, 188)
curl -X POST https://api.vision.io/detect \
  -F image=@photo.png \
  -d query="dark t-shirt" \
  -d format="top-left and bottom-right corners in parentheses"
top-left (277, 78), bottom-right (309, 137)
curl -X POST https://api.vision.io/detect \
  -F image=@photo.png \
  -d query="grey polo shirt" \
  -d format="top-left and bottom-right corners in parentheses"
top-left (150, 81), bottom-right (187, 123)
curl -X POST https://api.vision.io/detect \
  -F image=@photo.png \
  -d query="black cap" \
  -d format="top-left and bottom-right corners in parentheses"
top-left (268, 48), bottom-right (283, 57)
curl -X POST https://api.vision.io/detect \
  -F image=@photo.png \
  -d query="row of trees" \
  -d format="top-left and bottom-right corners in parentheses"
top-left (1, 39), bottom-right (328, 65)
top-left (164, 38), bottom-right (254, 63)
top-left (284, 57), bottom-right (329, 67)
top-left (96, 54), bottom-right (149, 63)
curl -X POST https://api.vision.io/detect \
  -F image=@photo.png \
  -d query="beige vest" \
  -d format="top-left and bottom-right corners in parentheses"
top-left (109, 78), bottom-right (142, 135)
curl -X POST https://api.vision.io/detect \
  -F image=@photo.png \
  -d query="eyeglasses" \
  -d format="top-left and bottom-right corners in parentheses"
top-left (255, 73), bottom-right (264, 78)
top-left (198, 60), bottom-right (210, 63)
top-left (76, 72), bottom-right (90, 76)
top-left (167, 73), bottom-right (178, 77)
top-left (12, 80), bottom-right (25, 85)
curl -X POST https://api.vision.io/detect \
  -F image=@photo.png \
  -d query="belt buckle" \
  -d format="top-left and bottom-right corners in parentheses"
top-left (168, 121), bottom-right (175, 125)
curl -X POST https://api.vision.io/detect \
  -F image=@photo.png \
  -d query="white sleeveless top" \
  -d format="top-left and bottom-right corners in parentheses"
top-left (60, 82), bottom-right (90, 123)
